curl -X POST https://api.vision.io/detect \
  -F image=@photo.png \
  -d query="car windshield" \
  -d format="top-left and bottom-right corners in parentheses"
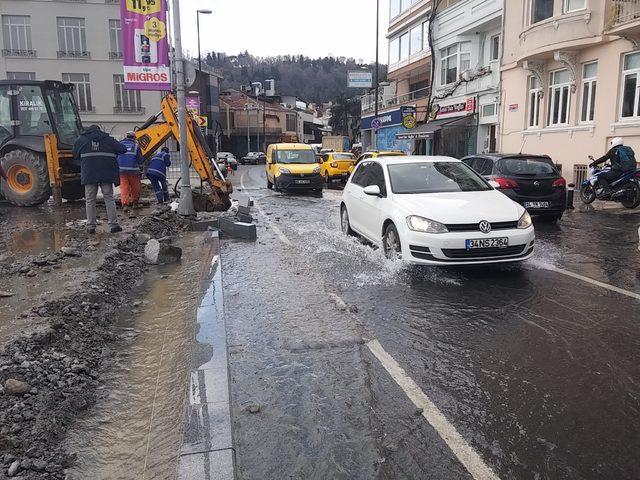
top-left (333, 153), bottom-right (354, 160)
top-left (275, 149), bottom-right (316, 164)
top-left (388, 162), bottom-right (492, 194)
top-left (498, 157), bottom-right (556, 176)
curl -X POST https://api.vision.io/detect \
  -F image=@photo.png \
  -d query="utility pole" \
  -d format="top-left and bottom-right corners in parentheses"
top-left (374, 0), bottom-right (380, 149)
top-left (256, 107), bottom-right (260, 152)
top-left (246, 105), bottom-right (250, 155)
top-left (262, 69), bottom-right (267, 153)
top-left (172, 0), bottom-right (195, 216)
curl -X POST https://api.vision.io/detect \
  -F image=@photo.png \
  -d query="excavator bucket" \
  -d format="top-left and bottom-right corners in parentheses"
top-left (192, 180), bottom-right (233, 212)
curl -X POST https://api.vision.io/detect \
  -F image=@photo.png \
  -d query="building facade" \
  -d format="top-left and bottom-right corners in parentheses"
top-left (361, 0), bottom-right (433, 153)
top-left (426, 0), bottom-right (503, 158)
top-left (1, 0), bottom-right (162, 137)
top-left (499, 0), bottom-right (640, 184)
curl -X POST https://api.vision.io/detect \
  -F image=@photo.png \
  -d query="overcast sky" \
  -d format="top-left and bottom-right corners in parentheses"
top-left (171, 0), bottom-right (390, 63)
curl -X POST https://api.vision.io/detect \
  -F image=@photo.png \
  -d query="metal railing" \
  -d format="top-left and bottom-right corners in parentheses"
top-left (57, 50), bottom-right (91, 59)
top-left (2, 49), bottom-right (36, 58)
top-left (609, 0), bottom-right (640, 26)
top-left (113, 106), bottom-right (146, 114)
top-left (361, 86), bottom-right (431, 114)
top-left (573, 164), bottom-right (588, 186)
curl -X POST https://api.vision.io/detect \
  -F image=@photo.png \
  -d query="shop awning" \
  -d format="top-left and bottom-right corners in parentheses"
top-left (395, 115), bottom-right (473, 140)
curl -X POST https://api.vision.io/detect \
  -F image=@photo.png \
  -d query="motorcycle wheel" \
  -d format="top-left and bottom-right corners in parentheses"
top-left (621, 182), bottom-right (640, 209)
top-left (580, 184), bottom-right (596, 204)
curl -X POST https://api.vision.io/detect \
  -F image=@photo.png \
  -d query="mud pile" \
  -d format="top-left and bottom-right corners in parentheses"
top-left (0, 208), bottom-right (189, 479)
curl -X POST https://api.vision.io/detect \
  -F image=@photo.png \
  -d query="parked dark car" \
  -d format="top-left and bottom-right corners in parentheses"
top-left (241, 152), bottom-right (266, 165)
top-left (461, 154), bottom-right (567, 222)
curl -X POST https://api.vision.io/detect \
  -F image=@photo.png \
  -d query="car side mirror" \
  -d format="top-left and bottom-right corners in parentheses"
top-left (363, 185), bottom-right (381, 196)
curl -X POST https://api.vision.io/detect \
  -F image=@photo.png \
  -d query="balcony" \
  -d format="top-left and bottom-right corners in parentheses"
top-left (109, 51), bottom-right (123, 60)
top-left (2, 49), bottom-right (36, 58)
top-left (361, 86), bottom-right (430, 115)
top-left (105, 0), bottom-right (119, 3)
top-left (114, 106), bottom-right (146, 114)
top-left (607, 0), bottom-right (640, 29)
top-left (57, 50), bottom-right (91, 59)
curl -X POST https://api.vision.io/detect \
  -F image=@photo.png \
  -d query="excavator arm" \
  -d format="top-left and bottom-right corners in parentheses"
top-left (133, 93), bottom-right (232, 211)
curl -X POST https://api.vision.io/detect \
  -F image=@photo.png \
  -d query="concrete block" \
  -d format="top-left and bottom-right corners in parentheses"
top-left (190, 219), bottom-right (219, 232)
top-left (237, 205), bottom-right (251, 216)
top-left (237, 213), bottom-right (253, 224)
top-left (219, 217), bottom-right (257, 241)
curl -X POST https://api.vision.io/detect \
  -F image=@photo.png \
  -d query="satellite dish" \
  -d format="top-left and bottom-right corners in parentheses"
top-left (184, 62), bottom-right (198, 90)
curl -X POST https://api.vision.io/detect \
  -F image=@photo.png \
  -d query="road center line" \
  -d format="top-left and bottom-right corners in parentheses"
top-left (254, 201), bottom-right (292, 246)
top-left (367, 339), bottom-right (501, 480)
top-left (540, 264), bottom-right (640, 301)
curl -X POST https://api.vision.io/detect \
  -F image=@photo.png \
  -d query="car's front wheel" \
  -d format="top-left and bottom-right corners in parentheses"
top-left (383, 223), bottom-right (402, 261)
top-left (340, 205), bottom-right (355, 236)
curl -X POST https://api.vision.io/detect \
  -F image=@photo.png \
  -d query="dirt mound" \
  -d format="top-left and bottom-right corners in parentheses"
top-left (0, 208), bottom-right (189, 479)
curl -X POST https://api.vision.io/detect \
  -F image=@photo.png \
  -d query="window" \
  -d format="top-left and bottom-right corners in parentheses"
top-left (352, 161), bottom-right (371, 186)
top-left (531, 0), bottom-right (554, 24)
top-left (410, 24), bottom-right (423, 55)
top-left (389, 37), bottom-right (400, 64)
top-left (423, 22), bottom-right (430, 52)
top-left (388, 162), bottom-right (492, 194)
top-left (286, 114), bottom-right (297, 131)
top-left (368, 162), bottom-right (387, 196)
top-left (57, 17), bottom-right (88, 57)
top-left (528, 76), bottom-right (542, 128)
top-left (621, 52), bottom-right (640, 119)
top-left (440, 42), bottom-right (471, 85)
top-left (390, 0), bottom-right (400, 18)
top-left (16, 86), bottom-right (51, 137)
top-left (2, 15), bottom-right (33, 56)
top-left (6, 72), bottom-right (35, 80)
top-left (108, 19), bottom-right (122, 58)
top-left (580, 62), bottom-right (597, 123)
top-left (564, 0), bottom-right (586, 13)
top-left (0, 87), bottom-right (12, 145)
top-left (399, 32), bottom-right (410, 61)
top-left (547, 69), bottom-right (571, 126)
top-left (490, 35), bottom-right (500, 61)
top-left (481, 103), bottom-right (497, 117)
top-left (62, 73), bottom-right (92, 112)
top-left (113, 74), bottom-right (142, 113)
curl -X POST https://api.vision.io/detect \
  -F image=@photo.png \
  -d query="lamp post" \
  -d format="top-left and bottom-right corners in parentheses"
top-left (374, 0), bottom-right (379, 149)
top-left (196, 9), bottom-right (212, 76)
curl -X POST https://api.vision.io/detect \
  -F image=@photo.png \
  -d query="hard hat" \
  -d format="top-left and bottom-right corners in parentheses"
top-left (161, 147), bottom-right (169, 153)
top-left (610, 137), bottom-right (624, 148)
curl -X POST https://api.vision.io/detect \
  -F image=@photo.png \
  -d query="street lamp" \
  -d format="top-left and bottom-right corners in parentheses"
top-left (196, 9), bottom-right (212, 76)
top-left (374, 0), bottom-right (379, 149)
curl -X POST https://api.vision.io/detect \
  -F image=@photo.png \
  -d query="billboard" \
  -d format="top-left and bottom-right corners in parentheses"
top-left (120, 0), bottom-right (171, 91)
top-left (348, 71), bottom-right (373, 89)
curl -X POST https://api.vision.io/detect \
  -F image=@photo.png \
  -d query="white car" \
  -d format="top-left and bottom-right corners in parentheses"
top-left (340, 156), bottom-right (535, 265)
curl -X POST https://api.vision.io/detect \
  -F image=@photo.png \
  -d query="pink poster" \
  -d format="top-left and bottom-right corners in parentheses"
top-left (120, 0), bottom-right (171, 91)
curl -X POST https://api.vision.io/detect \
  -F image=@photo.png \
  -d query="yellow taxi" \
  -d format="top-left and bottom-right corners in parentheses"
top-left (319, 152), bottom-right (356, 187)
top-left (348, 150), bottom-right (407, 174)
top-left (266, 143), bottom-right (322, 192)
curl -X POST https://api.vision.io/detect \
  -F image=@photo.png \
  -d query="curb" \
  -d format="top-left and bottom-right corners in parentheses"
top-left (178, 230), bottom-right (236, 480)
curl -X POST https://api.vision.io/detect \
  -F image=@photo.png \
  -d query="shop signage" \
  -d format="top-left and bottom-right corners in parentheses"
top-left (361, 108), bottom-right (404, 130)
top-left (371, 118), bottom-right (382, 130)
top-left (120, 0), bottom-right (171, 91)
top-left (432, 97), bottom-right (476, 119)
top-left (186, 96), bottom-right (200, 116)
top-left (401, 106), bottom-right (417, 129)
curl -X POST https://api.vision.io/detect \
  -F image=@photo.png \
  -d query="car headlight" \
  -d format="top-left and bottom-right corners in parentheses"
top-left (517, 210), bottom-right (532, 229)
top-left (406, 215), bottom-right (448, 234)
top-left (330, 162), bottom-right (338, 168)
top-left (313, 166), bottom-right (321, 174)
top-left (278, 167), bottom-right (291, 174)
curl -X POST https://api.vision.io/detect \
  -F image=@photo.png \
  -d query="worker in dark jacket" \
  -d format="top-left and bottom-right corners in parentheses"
top-left (118, 132), bottom-right (144, 209)
top-left (146, 147), bottom-right (172, 203)
top-left (72, 125), bottom-right (127, 234)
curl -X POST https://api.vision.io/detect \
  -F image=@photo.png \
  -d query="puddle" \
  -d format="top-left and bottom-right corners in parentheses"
top-left (64, 232), bottom-right (213, 480)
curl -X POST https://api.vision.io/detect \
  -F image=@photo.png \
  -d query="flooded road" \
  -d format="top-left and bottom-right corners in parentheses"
top-left (64, 233), bottom-right (210, 480)
top-left (223, 165), bottom-right (640, 479)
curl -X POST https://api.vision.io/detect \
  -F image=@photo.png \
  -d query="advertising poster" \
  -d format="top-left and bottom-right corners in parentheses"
top-left (120, 0), bottom-right (171, 91)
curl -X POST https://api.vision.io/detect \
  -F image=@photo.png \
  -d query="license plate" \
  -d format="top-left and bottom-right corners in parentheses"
top-left (524, 201), bottom-right (550, 208)
top-left (294, 179), bottom-right (311, 184)
top-left (466, 237), bottom-right (509, 250)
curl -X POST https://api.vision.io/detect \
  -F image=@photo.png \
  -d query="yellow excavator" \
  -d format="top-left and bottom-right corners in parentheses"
top-left (0, 80), bottom-right (231, 211)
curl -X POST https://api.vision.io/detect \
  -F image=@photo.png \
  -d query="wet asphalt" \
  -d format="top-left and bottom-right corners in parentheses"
top-left (222, 165), bottom-right (640, 480)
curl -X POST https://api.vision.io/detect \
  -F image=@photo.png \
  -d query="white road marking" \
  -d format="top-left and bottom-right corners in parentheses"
top-left (254, 201), bottom-right (292, 246)
top-left (367, 339), bottom-right (501, 480)
top-left (539, 264), bottom-right (640, 301)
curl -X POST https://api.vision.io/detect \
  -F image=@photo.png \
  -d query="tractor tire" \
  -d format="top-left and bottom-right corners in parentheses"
top-left (61, 180), bottom-right (85, 202)
top-left (0, 149), bottom-right (51, 207)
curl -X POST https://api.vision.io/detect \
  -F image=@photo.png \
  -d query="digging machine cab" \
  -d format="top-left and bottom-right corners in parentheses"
top-left (0, 80), bottom-right (84, 206)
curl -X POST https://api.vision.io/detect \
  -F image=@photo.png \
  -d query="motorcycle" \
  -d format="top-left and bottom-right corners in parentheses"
top-left (580, 159), bottom-right (640, 209)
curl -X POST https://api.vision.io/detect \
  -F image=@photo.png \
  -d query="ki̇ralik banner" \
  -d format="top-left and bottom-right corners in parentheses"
top-left (120, 0), bottom-right (170, 91)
